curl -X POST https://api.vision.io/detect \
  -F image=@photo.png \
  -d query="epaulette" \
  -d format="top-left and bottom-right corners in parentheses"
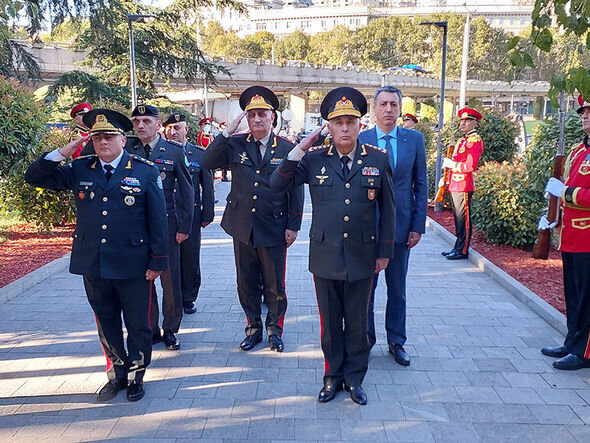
top-left (308, 145), bottom-right (330, 153)
top-left (130, 154), bottom-right (155, 166)
top-left (467, 133), bottom-right (481, 143)
top-left (126, 134), bottom-right (139, 139)
top-left (72, 154), bottom-right (97, 161)
top-left (364, 143), bottom-right (387, 154)
top-left (167, 139), bottom-right (184, 148)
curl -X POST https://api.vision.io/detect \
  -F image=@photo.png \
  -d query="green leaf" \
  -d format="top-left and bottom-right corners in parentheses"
top-left (522, 53), bottom-right (535, 68)
top-left (535, 29), bottom-right (553, 52)
top-left (509, 50), bottom-right (523, 67)
top-left (507, 36), bottom-right (520, 50)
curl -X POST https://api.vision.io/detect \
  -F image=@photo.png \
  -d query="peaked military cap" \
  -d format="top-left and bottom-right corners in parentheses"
top-left (131, 104), bottom-right (159, 118)
top-left (199, 117), bottom-right (212, 125)
top-left (163, 112), bottom-right (187, 127)
top-left (70, 102), bottom-right (92, 118)
top-left (83, 109), bottom-right (133, 135)
top-left (403, 113), bottom-right (418, 123)
top-left (577, 94), bottom-right (590, 114)
top-left (239, 86), bottom-right (279, 111)
top-left (457, 107), bottom-right (482, 121)
top-left (320, 87), bottom-right (367, 120)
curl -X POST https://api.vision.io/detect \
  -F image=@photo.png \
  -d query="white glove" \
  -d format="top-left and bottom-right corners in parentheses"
top-left (438, 177), bottom-right (445, 188)
top-left (537, 215), bottom-right (558, 230)
top-left (442, 158), bottom-right (456, 169)
top-left (545, 177), bottom-right (566, 197)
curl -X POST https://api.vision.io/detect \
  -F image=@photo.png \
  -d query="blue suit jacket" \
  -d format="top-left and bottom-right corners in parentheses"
top-left (359, 126), bottom-right (428, 243)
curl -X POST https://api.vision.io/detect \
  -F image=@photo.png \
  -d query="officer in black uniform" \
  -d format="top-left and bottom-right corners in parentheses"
top-left (271, 87), bottom-right (396, 405)
top-left (25, 109), bottom-right (168, 402)
top-left (125, 104), bottom-right (194, 350)
top-left (201, 86), bottom-right (304, 353)
top-left (163, 112), bottom-right (215, 314)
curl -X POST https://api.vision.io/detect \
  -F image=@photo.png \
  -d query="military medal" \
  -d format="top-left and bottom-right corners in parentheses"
top-left (362, 167), bottom-right (380, 176)
top-left (78, 191), bottom-right (85, 200)
top-left (269, 158), bottom-right (281, 165)
top-left (368, 189), bottom-right (376, 200)
top-left (133, 187), bottom-right (141, 193)
top-left (124, 196), bottom-right (135, 206)
top-left (89, 192), bottom-right (95, 200)
top-left (160, 172), bottom-right (166, 180)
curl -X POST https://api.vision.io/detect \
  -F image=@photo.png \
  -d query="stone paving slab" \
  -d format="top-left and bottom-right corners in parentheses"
top-left (1, 181), bottom-right (590, 441)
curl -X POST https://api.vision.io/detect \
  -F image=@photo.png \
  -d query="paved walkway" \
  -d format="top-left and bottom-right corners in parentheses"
top-left (1, 181), bottom-right (590, 442)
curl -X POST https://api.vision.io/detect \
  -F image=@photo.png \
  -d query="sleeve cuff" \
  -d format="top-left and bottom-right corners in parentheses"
top-left (287, 145), bottom-right (306, 161)
top-left (45, 149), bottom-right (66, 162)
top-left (221, 130), bottom-right (230, 138)
top-left (563, 186), bottom-right (579, 205)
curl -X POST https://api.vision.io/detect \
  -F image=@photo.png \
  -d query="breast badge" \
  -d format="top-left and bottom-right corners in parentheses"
top-left (239, 152), bottom-right (249, 164)
top-left (124, 195), bottom-right (136, 206)
top-left (315, 166), bottom-right (329, 184)
top-left (368, 189), bottom-right (376, 200)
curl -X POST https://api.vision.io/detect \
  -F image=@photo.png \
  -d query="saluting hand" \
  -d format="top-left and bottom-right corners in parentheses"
top-left (297, 125), bottom-right (325, 152)
top-left (146, 269), bottom-right (162, 280)
top-left (226, 110), bottom-right (248, 136)
top-left (58, 135), bottom-right (91, 158)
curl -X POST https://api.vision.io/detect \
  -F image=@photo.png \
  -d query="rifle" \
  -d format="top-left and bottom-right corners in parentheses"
top-left (435, 130), bottom-right (456, 204)
top-left (532, 91), bottom-right (566, 259)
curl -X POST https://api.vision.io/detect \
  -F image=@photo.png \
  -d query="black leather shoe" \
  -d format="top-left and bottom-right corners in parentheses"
top-left (239, 334), bottom-right (262, 351)
top-left (541, 345), bottom-right (569, 358)
top-left (152, 331), bottom-right (162, 344)
top-left (553, 353), bottom-right (590, 370)
top-left (441, 249), bottom-right (456, 257)
top-left (318, 383), bottom-right (342, 403)
top-left (126, 380), bottom-right (145, 402)
top-left (183, 301), bottom-right (197, 314)
top-left (97, 378), bottom-right (127, 402)
top-left (162, 330), bottom-right (180, 350)
top-left (389, 343), bottom-right (410, 366)
top-left (344, 384), bottom-right (367, 405)
top-left (446, 250), bottom-right (468, 260)
top-left (269, 335), bottom-right (284, 352)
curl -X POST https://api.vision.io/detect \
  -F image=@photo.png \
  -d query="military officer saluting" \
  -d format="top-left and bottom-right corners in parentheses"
top-left (125, 104), bottom-right (194, 350)
top-left (441, 107), bottom-right (484, 260)
top-left (25, 109), bottom-right (168, 402)
top-left (271, 87), bottom-right (396, 405)
top-left (202, 86), bottom-right (304, 353)
top-left (163, 112), bottom-right (215, 315)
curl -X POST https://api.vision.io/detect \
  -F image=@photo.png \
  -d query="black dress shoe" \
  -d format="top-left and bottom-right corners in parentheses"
top-left (152, 331), bottom-right (162, 344)
top-left (269, 335), bottom-right (284, 352)
top-left (553, 353), bottom-right (590, 370)
top-left (97, 378), bottom-right (127, 402)
top-left (126, 380), bottom-right (145, 402)
top-left (183, 301), bottom-right (197, 314)
top-left (344, 384), bottom-right (367, 405)
top-left (441, 249), bottom-right (456, 257)
top-left (318, 383), bottom-right (342, 403)
top-left (446, 250), bottom-right (468, 260)
top-left (541, 345), bottom-right (569, 358)
top-left (389, 343), bottom-right (410, 366)
top-left (162, 330), bottom-right (180, 350)
top-left (239, 334), bottom-right (262, 351)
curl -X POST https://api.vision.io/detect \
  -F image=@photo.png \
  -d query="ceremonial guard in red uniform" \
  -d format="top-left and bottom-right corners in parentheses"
top-left (441, 107), bottom-right (484, 260)
top-left (69, 103), bottom-right (93, 158)
top-left (539, 95), bottom-right (590, 370)
top-left (197, 117), bottom-right (214, 148)
top-left (402, 113), bottom-right (418, 129)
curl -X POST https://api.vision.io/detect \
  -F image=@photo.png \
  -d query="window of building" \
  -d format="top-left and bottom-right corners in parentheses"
top-left (499, 18), bottom-right (504, 25)
top-left (510, 19), bottom-right (515, 25)
top-left (321, 20), bottom-right (326, 27)
top-left (520, 19), bottom-right (525, 25)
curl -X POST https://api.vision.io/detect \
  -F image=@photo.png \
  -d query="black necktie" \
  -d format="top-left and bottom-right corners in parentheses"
top-left (144, 144), bottom-right (151, 158)
top-left (341, 155), bottom-right (350, 180)
top-left (104, 164), bottom-right (114, 181)
top-left (255, 140), bottom-right (263, 164)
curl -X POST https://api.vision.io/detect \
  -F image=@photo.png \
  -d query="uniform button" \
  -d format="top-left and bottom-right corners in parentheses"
top-left (253, 195), bottom-right (258, 200)
top-left (102, 210), bottom-right (108, 216)
top-left (371, 235), bottom-right (375, 240)
top-left (101, 238), bottom-right (106, 244)
top-left (343, 232), bottom-right (349, 239)
top-left (251, 208), bottom-right (256, 213)
top-left (345, 183), bottom-right (351, 189)
top-left (101, 224), bottom-right (107, 230)
top-left (344, 216), bottom-right (350, 222)
top-left (256, 170), bottom-right (261, 174)
top-left (140, 239), bottom-right (144, 243)
top-left (102, 197), bottom-right (108, 202)
top-left (254, 182), bottom-right (259, 187)
top-left (345, 199), bottom-right (350, 205)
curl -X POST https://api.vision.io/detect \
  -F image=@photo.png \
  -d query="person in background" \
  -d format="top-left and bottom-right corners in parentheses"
top-left (69, 102), bottom-right (93, 158)
top-left (402, 113), bottom-right (418, 130)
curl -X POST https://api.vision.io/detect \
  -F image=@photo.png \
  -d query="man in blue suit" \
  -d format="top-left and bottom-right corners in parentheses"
top-left (359, 86), bottom-right (428, 366)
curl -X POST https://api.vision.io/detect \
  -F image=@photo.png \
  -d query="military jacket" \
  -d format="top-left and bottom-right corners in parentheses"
top-left (180, 141), bottom-right (215, 225)
top-left (271, 142), bottom-right (396, 281)
top-left (448, 130), bottom-right (483, 193)
top-left (559, 138), bottom-right (590, 253)
top-left (24, 151), bottom-right (168, 279)
top-left (202, 131), bottom-right (304, 248)
top-left (125, 135), bottom-right (194, 234)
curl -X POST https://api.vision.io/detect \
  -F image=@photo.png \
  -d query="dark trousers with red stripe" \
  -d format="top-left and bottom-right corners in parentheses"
top-left (562, 252), bottom-right (590, 358)
top-left (314, 275), bottom-right (373, 387)
top-left (451, 191), bottom-right (473, 255)
top-left (83, 276), bottom-right (152, 382)
top-left (233, 239), bottom-right (287, 337)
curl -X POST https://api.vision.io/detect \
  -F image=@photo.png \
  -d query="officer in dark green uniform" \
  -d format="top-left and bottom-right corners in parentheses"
top-left (125, 104), bottom-right (194, 351)
top-left (202, 86), bottom-right (304, 353)
top-left (25, 109), bottom-right (168, 402)
top-left (271, 87), bottom-right (396, 405)
top-left (163, 112), bottom-right (215, 314)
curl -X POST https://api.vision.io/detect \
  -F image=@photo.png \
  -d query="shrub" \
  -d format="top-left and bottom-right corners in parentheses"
top-left (472, 161), bottom-right (543, 249)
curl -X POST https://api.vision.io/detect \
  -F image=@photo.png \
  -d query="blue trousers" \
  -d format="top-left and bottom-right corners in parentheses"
top-left (368, 242), bottom-right (410, 347)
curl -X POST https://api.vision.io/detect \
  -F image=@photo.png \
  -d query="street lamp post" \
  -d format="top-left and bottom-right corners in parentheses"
top-left (127, 14), bottom-right (156, 109)
top-left (420, 20), bottom-right (448, 211)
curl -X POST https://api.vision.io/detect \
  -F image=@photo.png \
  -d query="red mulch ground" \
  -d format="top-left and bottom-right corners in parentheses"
top-left (428, 207), bottom-right (565, 314)
top-left (0, 223), bottom-right (74, 288)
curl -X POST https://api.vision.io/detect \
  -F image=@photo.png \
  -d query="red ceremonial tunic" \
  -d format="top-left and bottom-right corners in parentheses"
top-left (197, 131), bottom-right (213, 149)
top-left (558, 139), bottom-right (590, 253)
top-left (70, 126), bottom-right (90, 159)
top-left (448, 130), bottom-right (484, 193)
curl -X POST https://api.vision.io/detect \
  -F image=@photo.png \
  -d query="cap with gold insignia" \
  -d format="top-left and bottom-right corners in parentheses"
top-left (320, 87), bottom-right (367, 120)
top-left (577, 94), bottom-right (590, 114)
top-left (163, 113), bottom-right (187, 127)
top-left (131, 104), bottom-right (159, 118)
top-left (457, 107), bottom-right (482, 121)
top-left (82, 109), bottom-right (133, 135)
top-left (239, 86), bottom-right (279, 111)
top-left (70, 103), bottom-right (92, 118)
top-left (403, 113), bottom-right (418, 123)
